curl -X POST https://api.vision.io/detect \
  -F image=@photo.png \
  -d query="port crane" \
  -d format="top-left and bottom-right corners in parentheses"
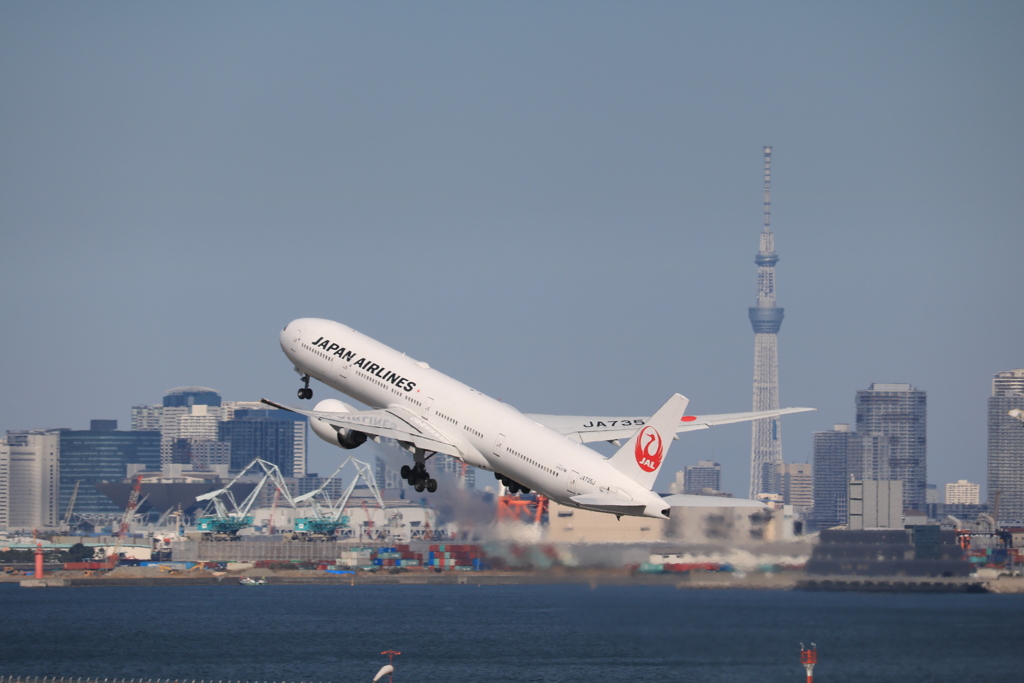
top-left (195, 458), bottom-right (297, 540)
top-left (292, 456), bottom-right (385, 539)
top-left (108, 474), bottom-right (144, 565)
top-left (60, 480), bottom-right (81, 532)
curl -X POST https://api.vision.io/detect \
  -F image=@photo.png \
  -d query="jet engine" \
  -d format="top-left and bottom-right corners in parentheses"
top-left (309, 399), bottom-right (368, 450)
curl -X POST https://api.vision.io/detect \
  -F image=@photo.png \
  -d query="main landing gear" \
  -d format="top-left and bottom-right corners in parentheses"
top-left (297, 375), bottom-right (313, 400)
top-left (494, 471), bottom-right (531, 495)
top-left (401, 462), bottom-right (437, 493)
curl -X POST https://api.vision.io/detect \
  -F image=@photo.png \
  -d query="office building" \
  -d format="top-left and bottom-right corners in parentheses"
top-left (684, 460), bottom-right (722, 494)
top-left (133, 386), bottom-right (224, 466)
top-left (988, 369), bottom-right (1024, 524)
top-left (133, 389), bottom-right (307, 476)
top-left (812, 424), bottom-right (857, 529)
top-left (779, 462), bottom-right (813, 511)
top-left (433, 453), bottom-right (476, 488)
top-left (218, 409), bottom-right (307, 477)
top-left (0, 430), bottom-right (60, 529)
top-left (373, 456), bottom-right (403, 491)
top-left (856, 383), bottom-right (927, 513)
top-left (945, 479), bottom-right (980, 506)
top-left (130, 405), bottom-right (162, 432)
top-left (58, 420), bottom-right (161, 516)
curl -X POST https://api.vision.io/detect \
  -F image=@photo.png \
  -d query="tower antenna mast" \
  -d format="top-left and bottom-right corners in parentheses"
top-left (748, 146), bottom-right (786, 499)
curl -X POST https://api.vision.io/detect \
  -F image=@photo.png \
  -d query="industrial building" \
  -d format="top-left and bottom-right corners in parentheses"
top-left (545, 499), bottom-right (802, 545)
top-left (848, 479), bottom-right (903, 530)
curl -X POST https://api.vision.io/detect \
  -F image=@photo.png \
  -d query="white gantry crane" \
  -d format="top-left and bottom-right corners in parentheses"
top-left (195, 458), bottom-right (297, 540)
top-left (292, 456), bottom-right (385, 540)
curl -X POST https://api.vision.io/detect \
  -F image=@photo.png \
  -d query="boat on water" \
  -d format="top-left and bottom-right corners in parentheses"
top-left (239, 576), bottom-right (268, 585)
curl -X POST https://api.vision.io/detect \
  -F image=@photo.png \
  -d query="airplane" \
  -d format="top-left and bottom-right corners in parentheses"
top-left (262, 318), bottom-right (814, 520)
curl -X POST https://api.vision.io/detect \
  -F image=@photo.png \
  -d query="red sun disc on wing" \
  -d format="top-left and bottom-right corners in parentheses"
top-left (634, 426), bottom-right (664, 473)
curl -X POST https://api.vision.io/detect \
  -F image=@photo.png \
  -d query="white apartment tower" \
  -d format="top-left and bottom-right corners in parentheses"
top-left (945, 479), bottom-right (980, 505)
top-left (988, 369), bottom-right (1024, 524)
top-left (0, 430), bottom-right (61, 529)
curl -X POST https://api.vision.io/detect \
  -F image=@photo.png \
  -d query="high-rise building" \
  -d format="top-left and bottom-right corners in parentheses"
top-left (218, 409), bottom-right (308, 478)
top-left (779, 462), bottom-right (813, 511)
top-left (812, 424), bottom-right (857, 529)
top-left (132, 387), bottom-right (225, 466)
top-left (684, 460), bottom-right (722, 494)
top-left (945, 479), bottom-right (980, 506)
top-left (0, 430), bottom-right (60, 529)
top-left (433, 453), bottom-right (476, 488)
top-left (374, 457), bottom-right (403, 490)
top-left (749, 146), bottom-right (786, 498)
top-left (988, 369), bottom-right (1024, 524)
top-left (58, 420), bottom-right (161, 516)
top-left (855, 383), bottom-right (927, 513)
top-left (130, 405), bottom-right (162, 432)
top-left (133, 390), bottom-right (307, 476)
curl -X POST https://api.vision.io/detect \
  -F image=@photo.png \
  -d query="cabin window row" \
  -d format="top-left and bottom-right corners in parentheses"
top-left (506, 447), bottom-right (557, 477)
top-left (356, 369), bottom-right (421, 406)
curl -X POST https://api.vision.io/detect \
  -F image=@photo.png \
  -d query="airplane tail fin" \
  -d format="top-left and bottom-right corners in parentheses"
top-left (607, 393), bottom-right (689, 490)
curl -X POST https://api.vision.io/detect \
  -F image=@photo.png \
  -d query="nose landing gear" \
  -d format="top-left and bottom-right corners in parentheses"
top-left (297, 375), bottom-right (313, 400)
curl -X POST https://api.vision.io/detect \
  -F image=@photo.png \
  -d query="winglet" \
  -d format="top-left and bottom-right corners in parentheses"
top-left (607, 394), bottom-right (689, 490)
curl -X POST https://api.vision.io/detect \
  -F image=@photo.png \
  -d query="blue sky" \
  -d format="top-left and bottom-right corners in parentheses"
top-left (2, 2), bottom-right (1022, 497)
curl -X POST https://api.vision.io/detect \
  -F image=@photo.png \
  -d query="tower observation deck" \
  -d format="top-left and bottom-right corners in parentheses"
top-left (749, 146), bottom-right (785, 498)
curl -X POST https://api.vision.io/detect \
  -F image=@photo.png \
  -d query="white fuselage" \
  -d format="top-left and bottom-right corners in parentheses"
top-left (281, 318), bottom-right (668, 516)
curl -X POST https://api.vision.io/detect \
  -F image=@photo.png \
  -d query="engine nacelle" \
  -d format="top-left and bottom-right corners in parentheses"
top-left (309, 399), bottom-right (368, 450)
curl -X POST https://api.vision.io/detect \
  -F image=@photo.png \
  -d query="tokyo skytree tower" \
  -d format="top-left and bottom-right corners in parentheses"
top-left (748, 146), bottom-right (785, 498)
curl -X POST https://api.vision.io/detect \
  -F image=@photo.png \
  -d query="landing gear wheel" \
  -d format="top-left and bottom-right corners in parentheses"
top-left (426, 478), bottom-right (437, 493)
top-left (400, 465), bottom-right (412, 480)
top-left (298, 376), bottom-right (313, 400)
top-left (414, 480), bottom-right (426, 493)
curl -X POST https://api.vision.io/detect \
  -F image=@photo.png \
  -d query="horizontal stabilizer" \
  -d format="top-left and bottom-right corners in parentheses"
top-left (527, 406), bottom-right (815, 444)
top-left (571, 492), bottom-right (647, 516)
top-left (659, 493), bottom-right (766, 509)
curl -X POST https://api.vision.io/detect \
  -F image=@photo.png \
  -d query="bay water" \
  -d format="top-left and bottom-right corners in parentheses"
top-left (1, 584), bottom-right (1020, 682)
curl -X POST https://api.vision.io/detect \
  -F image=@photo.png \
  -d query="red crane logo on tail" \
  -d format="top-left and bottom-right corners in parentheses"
top-left (634, 426), bottom-right (664, 473)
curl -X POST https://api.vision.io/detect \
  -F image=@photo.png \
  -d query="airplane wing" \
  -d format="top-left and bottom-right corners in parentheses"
top-left (260, 399), bottom-right (462, 458)
top-left (527, 406), bottom-right (815, 445)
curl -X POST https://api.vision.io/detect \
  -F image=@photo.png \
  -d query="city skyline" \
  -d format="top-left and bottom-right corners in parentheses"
top-left (1, 3), bottom-right (1022, 498)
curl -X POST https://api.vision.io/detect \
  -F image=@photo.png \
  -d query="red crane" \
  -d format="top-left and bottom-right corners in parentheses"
top-left (109, 474), bottom-right (143, 567)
